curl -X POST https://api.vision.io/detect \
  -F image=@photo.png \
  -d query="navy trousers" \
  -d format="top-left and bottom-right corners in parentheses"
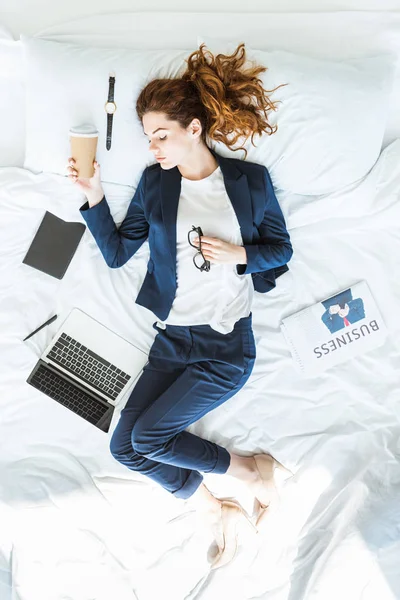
top-left (109, 313), bottom-right (256, 499)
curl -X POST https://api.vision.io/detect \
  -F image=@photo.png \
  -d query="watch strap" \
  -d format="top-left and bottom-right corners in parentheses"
top-left (108, 76), bottom-right (115, 102)
top-left (106, 113), bottom-right (113, 151)
top-left (106, 75), bottom-right (115, 150)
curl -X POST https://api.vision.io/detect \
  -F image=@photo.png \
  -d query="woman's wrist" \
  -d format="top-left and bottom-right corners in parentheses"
top-left (237, 246), bottom-right (247, 265)
top-left (87, 190), bottom-right (104, 208)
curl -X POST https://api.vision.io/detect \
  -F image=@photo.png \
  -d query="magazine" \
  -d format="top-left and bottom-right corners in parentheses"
top-left (280, 281), bottom-right (388, 376)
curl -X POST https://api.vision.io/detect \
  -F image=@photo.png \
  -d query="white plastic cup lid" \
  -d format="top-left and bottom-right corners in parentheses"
top-left (69, 124), bottom-right (98, 138)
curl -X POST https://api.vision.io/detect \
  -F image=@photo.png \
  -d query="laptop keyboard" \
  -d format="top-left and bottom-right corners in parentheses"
top-left (47, 333), bottom-right (131, 400)
top-left (29, 363), bottom-right (110, 426)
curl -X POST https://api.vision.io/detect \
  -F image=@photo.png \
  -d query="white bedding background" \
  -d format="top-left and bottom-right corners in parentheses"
top-left (1, 8), bottom-right (400, 600)
top-left (1, 140), bottom-right (400, 600)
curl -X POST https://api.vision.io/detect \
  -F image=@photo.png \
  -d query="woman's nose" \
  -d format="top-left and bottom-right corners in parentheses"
top-left (148, 140), bottom-right (158, 153)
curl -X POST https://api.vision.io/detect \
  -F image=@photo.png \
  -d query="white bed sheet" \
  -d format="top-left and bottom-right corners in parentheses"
top-left (1, 139), bottom-right (400, 600)
top-left (2, 7), bottom-right (400, 599)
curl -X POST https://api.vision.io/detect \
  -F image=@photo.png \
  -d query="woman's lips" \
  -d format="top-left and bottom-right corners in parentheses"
top-left (156, 157), bottom-right (166, 162)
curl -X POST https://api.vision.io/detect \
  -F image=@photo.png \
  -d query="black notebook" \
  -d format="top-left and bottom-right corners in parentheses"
top-left (23, 211), bottom-right (86, 279)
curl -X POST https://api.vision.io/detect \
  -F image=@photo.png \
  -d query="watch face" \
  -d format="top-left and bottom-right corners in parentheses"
top-left (105, 102), bottom-right (116, 114)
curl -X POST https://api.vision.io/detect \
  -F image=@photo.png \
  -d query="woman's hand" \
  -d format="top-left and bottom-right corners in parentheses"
top-left (66, 157), bottom-right (105, 207)
top-left (193, 235), bottom-right (247, 265)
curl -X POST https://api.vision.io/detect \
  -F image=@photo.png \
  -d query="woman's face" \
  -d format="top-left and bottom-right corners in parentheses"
top-left (142, 111), bottom-right (202, 169)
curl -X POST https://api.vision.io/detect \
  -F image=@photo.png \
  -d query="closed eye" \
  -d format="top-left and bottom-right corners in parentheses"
top-left (148, 136), bottom-right (167, 144)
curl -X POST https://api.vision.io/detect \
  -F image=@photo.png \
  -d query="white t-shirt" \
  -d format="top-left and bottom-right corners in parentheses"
top-left (160, 165), bottom-right (253, 334)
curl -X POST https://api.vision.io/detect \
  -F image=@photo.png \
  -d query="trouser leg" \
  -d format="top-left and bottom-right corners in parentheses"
top-left (109, 362), bottom-right (205, 498)
top-left (110, 316), bottom-right (256, 499)
top-left (131, 357), bottom-right (254, 473)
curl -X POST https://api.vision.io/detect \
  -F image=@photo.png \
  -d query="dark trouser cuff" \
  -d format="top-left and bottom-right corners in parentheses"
top-left (209, 445), bottom-right (231, 474)
top-left (172, 470), bottom-right (203, 499)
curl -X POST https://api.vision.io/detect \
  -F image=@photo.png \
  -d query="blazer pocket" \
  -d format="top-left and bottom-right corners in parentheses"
top-left (147, 258), bottom-right (154, 273)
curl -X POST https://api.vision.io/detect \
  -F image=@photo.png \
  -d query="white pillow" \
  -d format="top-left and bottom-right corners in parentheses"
top-left (20, 36), bottom-right (189, 186)
top-left (20, 35), bottom-right (396, 194)
top-left (198, 35), bottom-right (396, 194)
top-left (0, 38), bottom-right (25, 167)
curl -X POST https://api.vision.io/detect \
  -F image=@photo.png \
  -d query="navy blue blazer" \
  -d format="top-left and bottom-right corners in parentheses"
top-left (79, 147), bottom-right (293, 321)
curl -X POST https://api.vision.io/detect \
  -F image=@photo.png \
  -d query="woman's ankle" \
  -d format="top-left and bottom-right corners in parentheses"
top-left (226, 454), bottom-right (260, 484)
top-left (189, 483), bottom-right (221, 512)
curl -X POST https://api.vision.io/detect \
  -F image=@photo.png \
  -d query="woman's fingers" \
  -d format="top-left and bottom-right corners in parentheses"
top-left (202, 248), bottom-right (215, 259)
top-left (66, 158), bottom-right (100, 185)
top-left (198, 236), bottom-right (219, 245)
top-left (66, 159), bottom-right (93, 173)
top-left (66, 164), bottom-right (78, 183)
top-left (93, 161), bottom-right (101, 179)
top-left (66, 158), bottom-right (78, 179)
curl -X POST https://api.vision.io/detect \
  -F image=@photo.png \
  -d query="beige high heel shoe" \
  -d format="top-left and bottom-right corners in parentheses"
top-left (211, 500), bottom-right (257, 570)
top-left (252, 454), bottom-right (293, 529)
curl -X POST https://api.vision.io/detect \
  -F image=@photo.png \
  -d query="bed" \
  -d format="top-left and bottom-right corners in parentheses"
top-left (1, 9), bottom-right (400, 600)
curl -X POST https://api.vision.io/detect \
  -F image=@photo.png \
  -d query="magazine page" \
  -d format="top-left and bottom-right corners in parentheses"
top-left (280, 281), bottom-right (388, 376)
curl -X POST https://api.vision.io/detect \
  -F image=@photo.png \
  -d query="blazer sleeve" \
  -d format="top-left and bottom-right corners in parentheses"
top-left (79, 169), bottom-right (149, 268)
top-left (237, 166), bottom-right (293, 275)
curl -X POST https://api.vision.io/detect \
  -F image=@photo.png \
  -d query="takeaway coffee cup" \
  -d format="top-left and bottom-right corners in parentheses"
top-left (69, 124), bottom-right (98, 179)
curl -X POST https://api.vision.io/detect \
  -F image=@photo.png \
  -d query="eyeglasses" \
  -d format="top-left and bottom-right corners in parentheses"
top-left (188, 225), bottom-right (211, 272)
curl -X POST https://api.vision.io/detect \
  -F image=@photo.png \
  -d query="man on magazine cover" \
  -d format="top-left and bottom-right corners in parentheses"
top-left (321, 288), bottom-right (365, 334)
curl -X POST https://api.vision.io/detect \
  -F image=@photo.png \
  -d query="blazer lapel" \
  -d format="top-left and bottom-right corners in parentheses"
top-left (160, 167), bottom-right (181, 267)
top-left (160, 147), bottom-right (254, 268)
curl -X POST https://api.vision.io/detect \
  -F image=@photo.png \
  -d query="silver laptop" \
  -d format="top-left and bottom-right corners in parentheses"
top-left (26, 308), bottom-right (149, 432)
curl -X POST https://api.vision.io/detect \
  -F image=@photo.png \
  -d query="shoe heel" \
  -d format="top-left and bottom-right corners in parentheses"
top-left (239, 508), bottom-right (258, 533)
top-left (255, 505), bottom-right (269, 530)
top-left (211, 500), bottom-right (256, 570)
top-left (210, 501), bottom-right (239, 570)
top-left (253, 454), bottom-right (284, 512)
top-left (274, 458), bottom-right (293, 478)
top-left (226, 500), bottom-right (258, 534)
top-left (251, 455), bottom-right (292, 531)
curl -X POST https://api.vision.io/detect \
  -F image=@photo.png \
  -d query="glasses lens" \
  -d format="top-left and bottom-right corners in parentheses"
top-left (193, 252), bottom-right (204, 269)
top-left (194, 252), bottom-right (211, 271)
top-left (188, 229), bottom-right (200, 248)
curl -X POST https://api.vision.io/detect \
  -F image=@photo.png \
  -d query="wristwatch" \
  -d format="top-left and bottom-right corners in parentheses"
top-left (104, 74), bottom-right (117, 150)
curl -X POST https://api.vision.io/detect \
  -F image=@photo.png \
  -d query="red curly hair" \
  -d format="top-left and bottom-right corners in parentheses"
top-left (136, 42), bottom-right (283, 160)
